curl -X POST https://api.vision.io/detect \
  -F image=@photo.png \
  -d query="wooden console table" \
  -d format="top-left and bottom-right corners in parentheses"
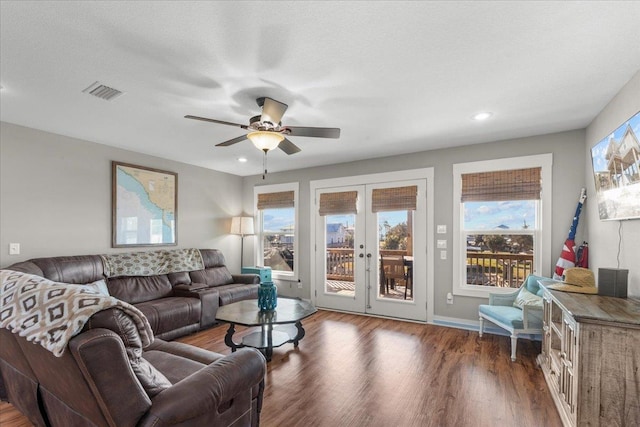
top-left (537, 280), bottom-right (640, 426)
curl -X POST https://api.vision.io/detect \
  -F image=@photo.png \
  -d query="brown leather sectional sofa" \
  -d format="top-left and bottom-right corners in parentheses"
top-left (0, 248), bottom-right (266, 426)
top-left (6, 248), bottom-right (260, 339)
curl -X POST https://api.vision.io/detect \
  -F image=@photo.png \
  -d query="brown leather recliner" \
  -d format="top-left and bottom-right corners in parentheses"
top-left (1, 306), bottom-right (266, 426)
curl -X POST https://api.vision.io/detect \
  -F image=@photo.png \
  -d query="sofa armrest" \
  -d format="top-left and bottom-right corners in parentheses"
top-left (232, 274), bottom-right (260, 285)
top-left (138, 348), bottom-right (266, 427)
top-left (69, 328), bottom-right (152, 427)
top-left (173, 287), bottom-right (220, 328)
top-left (173, 283), bottom-right (209, 291)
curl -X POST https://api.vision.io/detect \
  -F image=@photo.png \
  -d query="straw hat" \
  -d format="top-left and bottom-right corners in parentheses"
top-left (548, 267), bottom-right (597, 294)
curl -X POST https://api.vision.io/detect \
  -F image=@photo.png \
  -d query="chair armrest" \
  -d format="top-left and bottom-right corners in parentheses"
top-left (488, 289), bottom-right (520, 306)
top-left (138, 348), bottom-right (266, 426)
top-left (232, 274), bottom-right (260, 285)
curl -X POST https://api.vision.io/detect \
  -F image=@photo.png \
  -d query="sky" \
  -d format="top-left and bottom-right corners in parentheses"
top-left (463, 200), bottom-right (536, 230)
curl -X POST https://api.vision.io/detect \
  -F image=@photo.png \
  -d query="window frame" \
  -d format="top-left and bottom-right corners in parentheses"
top-left (254, 182), bottom-right (299, 281)
top-left (452, 154), bottom-right (552, 298)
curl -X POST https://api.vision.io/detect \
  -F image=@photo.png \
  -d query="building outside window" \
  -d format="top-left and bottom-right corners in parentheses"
top-left (452, 154), bottom-right (552, 297)
top-left (254, 183), bottom-right (299, 280)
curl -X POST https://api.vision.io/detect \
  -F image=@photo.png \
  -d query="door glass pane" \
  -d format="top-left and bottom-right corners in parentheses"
top-left (378, 210), bottom-right (413, 301)
top-left (324, 214), bottom-right (355, 297)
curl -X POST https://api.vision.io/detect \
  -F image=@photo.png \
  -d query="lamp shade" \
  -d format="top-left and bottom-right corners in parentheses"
top-left (247, 131), bottom-right (284, 151)
top-left (230, 216), bottom-right (255, 236)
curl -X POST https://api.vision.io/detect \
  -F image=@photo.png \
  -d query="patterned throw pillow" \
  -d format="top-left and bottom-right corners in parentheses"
top-left (513, 286), bottom-right (543, 309)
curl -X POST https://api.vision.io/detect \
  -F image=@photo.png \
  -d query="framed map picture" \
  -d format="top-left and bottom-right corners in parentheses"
top-left (112, 161), bottom-right (177, 247)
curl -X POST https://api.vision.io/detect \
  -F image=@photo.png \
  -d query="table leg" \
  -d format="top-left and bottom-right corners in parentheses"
top-left (293, 321), bottom-right (306, 347)
top-left (224, 323), bottom-right (239, 352)
top-left (265, 324), bottom-right (273, 361)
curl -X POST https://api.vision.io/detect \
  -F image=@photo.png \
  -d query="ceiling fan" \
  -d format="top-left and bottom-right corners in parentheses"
top-left (185, 97), bottom-right (341, 156)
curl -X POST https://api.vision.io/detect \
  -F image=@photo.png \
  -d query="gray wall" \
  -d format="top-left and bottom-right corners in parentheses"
top-left (242, 129), bottom-right (586, 321)
top-left (0, 122), bottom-right (245, 269)
top-left (585, 70), bottom-right (640, 297)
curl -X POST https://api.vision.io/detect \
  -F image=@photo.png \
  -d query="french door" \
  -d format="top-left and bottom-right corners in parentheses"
top-left (313, 179), bottom-right (427, 321)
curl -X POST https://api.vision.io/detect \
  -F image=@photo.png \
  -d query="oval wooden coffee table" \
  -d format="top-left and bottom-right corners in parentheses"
top-left (215, 298), bottom-right (317, 361)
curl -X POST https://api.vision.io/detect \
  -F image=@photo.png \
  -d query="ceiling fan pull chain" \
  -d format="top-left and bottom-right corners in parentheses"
top-left (262, 149), bottom-right (268, 180)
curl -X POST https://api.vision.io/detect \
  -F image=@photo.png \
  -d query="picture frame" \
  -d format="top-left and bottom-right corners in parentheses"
top-left (589, 111), bottom-right (640, 221)
top-left (112, 161), bottom-right (178, 247)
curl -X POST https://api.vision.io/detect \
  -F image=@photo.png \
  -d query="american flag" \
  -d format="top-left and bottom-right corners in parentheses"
top-left (553, 189), bottom-right (586, 280)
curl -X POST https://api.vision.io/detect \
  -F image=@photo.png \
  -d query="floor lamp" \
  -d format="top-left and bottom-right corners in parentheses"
top-left (231, 216), bottom-right (255, 268)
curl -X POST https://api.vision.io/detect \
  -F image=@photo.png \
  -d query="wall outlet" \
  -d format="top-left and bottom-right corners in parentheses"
top-left (446, 292), bottom-right (454, 304)
top-left (437, 239), bottom-right (447, 249)
top-left (297, 281), bottom-right (303, 289)
top-left (440, 250), bottom-right (447, 260)
top-left (9, 243), bottom-right (20, 255)
top-left (437, 225), bottom-right (447, 234)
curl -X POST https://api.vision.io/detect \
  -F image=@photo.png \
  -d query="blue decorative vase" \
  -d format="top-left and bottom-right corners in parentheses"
top-left (258, 281), bottom-right (277, 311)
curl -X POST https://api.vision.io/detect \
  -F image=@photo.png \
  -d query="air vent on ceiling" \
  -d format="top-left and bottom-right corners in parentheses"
top-left (82, 81), bottom-right (125, 101)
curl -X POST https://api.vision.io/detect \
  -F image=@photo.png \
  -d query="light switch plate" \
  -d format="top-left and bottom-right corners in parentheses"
top-left (437, 240), bottom-right (447, 249)
top-left (440, 250), bottom-right (447, 260)
top-left (437, 225), bottom-right (446, 234)
top-left (9, 243), bottom-right (20, 255)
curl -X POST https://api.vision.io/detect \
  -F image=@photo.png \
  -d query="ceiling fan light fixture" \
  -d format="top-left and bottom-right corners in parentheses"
top-left (247, 131), bottom-right (284, 151)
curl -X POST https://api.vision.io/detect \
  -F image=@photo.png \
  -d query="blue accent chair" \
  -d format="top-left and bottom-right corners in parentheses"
top-left (478, 275), bottom-right (545, 361)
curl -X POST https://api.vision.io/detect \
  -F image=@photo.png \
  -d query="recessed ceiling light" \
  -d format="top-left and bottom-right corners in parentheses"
top-left (237, 157), bottom-right (248, 163)
top-left (472, 112), bottom-right (493, 121)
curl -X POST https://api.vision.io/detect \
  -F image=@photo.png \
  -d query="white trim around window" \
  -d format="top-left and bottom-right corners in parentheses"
top-left (452, 154), bottom-right (553, 298)
top-left (254, 182), bottom-right (299, 281)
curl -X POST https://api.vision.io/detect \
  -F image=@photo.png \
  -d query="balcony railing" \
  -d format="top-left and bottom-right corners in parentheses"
top-left (326, 248), bottom-right (408, 281)
top-left (466, 252), bottom-right (534, 288)
top-left (325, 248), bottom-right (533, 288)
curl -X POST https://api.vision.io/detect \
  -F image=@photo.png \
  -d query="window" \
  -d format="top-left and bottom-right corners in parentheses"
top-left (452, 154), bottom-right (552, 297)
top-left (254, 183), bottom-right (299, 280)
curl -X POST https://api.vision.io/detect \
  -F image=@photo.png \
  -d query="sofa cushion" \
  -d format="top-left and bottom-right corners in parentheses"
top-left (167, 271), bottom-right (191, 286)
top-left (190, 267), bottom-right (233, 287)
top-left (217, 284), bottom-right (260, 306)
top-left (513, 286), bottom-right (543, 309)
top-left (135, 297), bottom-right (201, 335)
top-left (31, 255), bottom-right (105, 284)
top-left (143, 350), bottom-right (207, 384)
top-left (199, 249), bottom-right (227, 268)
top-left (107, 275), bottom-right (173, 304)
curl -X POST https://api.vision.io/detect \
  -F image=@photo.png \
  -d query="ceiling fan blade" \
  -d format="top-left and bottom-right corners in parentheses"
top-left (215, 134), bottom-right (248, 147)
top-left (278, 138), bottom-right (301, 155)
top-left (260, 97), bottom-right (288, 125)
top-left (185, 115), bottom-right (248, 129)
top-left (285, 126), bottom-right (341, 139)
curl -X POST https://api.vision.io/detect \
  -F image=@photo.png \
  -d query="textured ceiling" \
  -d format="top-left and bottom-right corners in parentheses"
top-left (1, 1), bottom-right (640, 176)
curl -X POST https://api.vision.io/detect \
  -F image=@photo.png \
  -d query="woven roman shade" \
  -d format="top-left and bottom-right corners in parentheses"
top-left (319, 191), bottom-right (358, 216)
top-left (461, 167), bottom-right (541, 202)
top-left (257, 191), bottom-right (295, 210)
top-left (371, 186), bottom-right (418, 212)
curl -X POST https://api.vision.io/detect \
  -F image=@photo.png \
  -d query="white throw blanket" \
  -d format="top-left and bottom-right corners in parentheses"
top-left (0, 270), bottom-right (153, 357)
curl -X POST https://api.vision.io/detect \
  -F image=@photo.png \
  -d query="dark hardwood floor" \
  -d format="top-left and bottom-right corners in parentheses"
top-left (0, 310), bottom-right (561, 427)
